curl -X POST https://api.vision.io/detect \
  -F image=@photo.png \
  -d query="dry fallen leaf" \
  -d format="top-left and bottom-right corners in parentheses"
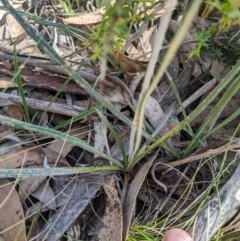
top-left (31, 179), bottom-right (56, 210)
top-left (0, 147), bottom-right (70, 169)
top-left (38, 175), bottom-right (104, 241)
top-left (5, 14), bottom-right (26, 40)
top-left (18, 175), bottom-right (46, 203)
top-left (0, 178), bottom-right (26, 241)
top-left (97, 175), bottom-right (123, 241)
top-left (145, 96), bottom-right (165, 129)
top-left (122, 151), bottom-right (159, 240)
top-left (58, 8), bottom-right (105, 25)
top-left (48, 126), bottom-right (90, 157)
top-left (113, 51), bottom-right (146, 73)
top-left (3, 104), bottom-right (24, 121)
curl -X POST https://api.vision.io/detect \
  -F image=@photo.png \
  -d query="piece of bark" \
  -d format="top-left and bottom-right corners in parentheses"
top-left (190, 163), bottom-right (240, 241)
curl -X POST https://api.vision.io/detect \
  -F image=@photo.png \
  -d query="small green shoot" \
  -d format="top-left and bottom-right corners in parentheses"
top-left (188, 30), bottom-right (211, 60)
top-left (13, 45), bottom-right (30, 122)
top-left (58, 0), bottom-right (73, 14)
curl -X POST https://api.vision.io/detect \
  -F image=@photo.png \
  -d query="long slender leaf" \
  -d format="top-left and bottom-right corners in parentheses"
top-left (0, 166), bottom-right (120, 178)
top-left (0, 115), bottom-right (123, 168)
top-left (13, 45), bottom-right (30, 122)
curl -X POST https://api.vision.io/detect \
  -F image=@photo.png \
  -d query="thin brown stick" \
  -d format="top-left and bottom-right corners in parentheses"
top-left (155, 140), bottom-right (240, 171)
top-left (0, 92), bottom-right (85, 116)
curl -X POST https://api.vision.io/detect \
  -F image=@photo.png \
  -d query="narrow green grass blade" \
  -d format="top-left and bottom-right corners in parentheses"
top-left (53, 104), bottom-right (103, 130)
top-left (0, 166), bottom-right (121, 178)
top-left (184, 73), bottom-right (240, 155)
top-left (13, 45), bottom-right (30, 122)
top-left (0, 115), bottom-right (123, 168)
top-left (203, 108), bottom-right (240, 140)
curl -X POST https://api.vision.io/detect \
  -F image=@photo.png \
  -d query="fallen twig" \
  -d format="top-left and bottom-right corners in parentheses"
top-left (155, 140), bottom-right (240, 171)
top-left (0, 92), bottom-right (86, 116)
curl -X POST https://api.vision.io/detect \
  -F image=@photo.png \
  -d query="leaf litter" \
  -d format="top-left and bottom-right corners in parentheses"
top-left (0, 1), bottom-right (239, 241)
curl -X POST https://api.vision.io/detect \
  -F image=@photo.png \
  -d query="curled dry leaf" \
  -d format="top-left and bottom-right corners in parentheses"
top-left (0, 179), bottom-right (26, 241)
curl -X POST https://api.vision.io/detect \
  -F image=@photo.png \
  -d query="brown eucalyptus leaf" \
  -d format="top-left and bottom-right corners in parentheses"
top-left (0, 179), bottom-right (26, 241)
top-left (97, 175), bottom-right (123, 241)
top-left (58, 8), bottom-right (105, 25)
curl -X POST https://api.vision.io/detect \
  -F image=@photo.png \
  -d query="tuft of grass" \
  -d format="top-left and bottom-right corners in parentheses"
top-left (0, 0), bottom-right (240, 240)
